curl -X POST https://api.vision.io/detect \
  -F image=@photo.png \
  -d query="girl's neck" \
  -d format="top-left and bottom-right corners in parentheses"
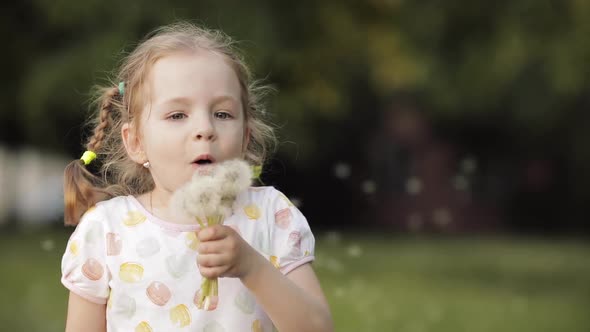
top-left (137, 189), bottom-right (178, 224)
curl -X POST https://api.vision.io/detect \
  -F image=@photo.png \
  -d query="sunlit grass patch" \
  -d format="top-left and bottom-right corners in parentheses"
top-left (0, 229), bottom-right (589, 332)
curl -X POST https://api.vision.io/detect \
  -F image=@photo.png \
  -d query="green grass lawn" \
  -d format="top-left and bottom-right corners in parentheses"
top-left (1, 229), bottom-right (589, 332)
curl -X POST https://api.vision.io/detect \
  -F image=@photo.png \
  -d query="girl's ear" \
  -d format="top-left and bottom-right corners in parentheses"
top-left (242, 126), bottom-right (251, 153)
top-left (122, 122), bottom-right (146, 164)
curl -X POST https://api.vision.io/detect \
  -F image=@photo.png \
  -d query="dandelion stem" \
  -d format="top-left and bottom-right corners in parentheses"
top-left (196, 217), bottom-right (206, 228)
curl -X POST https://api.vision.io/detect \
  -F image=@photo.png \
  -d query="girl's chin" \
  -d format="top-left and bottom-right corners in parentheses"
top-left (191, 163), bottom-right (215, 175)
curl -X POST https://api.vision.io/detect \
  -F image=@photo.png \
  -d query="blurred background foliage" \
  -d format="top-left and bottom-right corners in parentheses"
top-left (1, 1), bottom-right (590, 331)
top-left (2, 0), bottom-right (589, 232)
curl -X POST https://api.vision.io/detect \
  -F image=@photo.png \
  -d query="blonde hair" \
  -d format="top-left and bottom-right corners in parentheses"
top-left (64, 22), bottom-right (277, 225)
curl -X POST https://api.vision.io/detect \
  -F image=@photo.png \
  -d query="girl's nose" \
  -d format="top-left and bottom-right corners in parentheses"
top-left (193, 113), bottom-right (215, 141)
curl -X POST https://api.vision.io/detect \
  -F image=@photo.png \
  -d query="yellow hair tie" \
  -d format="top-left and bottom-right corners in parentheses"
top-left (80, 151), bottom-right (97, 165)
top-left (251, 165), bottom-right (262, 180)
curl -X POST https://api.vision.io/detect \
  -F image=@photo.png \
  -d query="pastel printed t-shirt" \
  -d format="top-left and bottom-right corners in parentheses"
top-left (61, 186), bottom-right (315, 332)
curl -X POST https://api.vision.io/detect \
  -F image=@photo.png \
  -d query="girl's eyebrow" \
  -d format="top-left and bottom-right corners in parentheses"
top-left (156, 95), bottom-right (239, 107)
top-left (210, 95), bottom-right (239, 107)
top-left (157, 96), bottom-right (192, 107)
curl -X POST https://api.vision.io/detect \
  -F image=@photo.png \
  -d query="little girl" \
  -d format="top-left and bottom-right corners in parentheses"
top-left (61, 22), bottom-right (333, 332)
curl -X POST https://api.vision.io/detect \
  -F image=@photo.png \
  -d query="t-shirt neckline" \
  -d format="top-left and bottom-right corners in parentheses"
top-left (127, 195), bottom-right (202, 232)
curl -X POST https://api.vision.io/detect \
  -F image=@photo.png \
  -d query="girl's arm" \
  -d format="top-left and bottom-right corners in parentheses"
top-left (197, 225), bottom-right (334, 332)
top-left (65, 292), bottom-right (106, 332)
top-left (241, 258), bottom-right (334, 332)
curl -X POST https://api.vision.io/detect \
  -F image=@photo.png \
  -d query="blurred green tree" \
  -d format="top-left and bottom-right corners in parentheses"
top-left (2, 0), bottom-right (589, 225)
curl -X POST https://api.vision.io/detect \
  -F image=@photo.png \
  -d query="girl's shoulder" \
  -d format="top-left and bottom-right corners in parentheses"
top-left (94, 195), bottom-right (136, 213)
top-left (242, 186), bottom-right (292, 204)
top-left (79, 195), bottom-right (138, 226)
top-left (240, 186), bottom-right (300, 215)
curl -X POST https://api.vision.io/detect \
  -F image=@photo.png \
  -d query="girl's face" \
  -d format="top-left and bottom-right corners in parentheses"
top-left (131, 51), bottom-right (248, 196)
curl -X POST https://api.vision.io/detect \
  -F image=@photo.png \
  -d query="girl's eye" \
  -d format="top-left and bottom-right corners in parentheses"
top-left (214, 111), bottom-right (233, 120)
top-left (168, 113), bottom-right (187, 120)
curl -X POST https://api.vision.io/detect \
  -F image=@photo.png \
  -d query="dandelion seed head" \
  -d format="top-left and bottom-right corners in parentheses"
top-left (289, 197), bottom-right (302, 207)
top-left (406, 177), bottom-right (422, 195)
top-left (460, 157), bottom-right (477, 174)
top-left (174, 159), bottom-right (252, 220)
top-left (324, 231), bottom-right (341, 244)
top-left (334, 287), bottom-right (345, 298)
top-left (324, 257), bottom-right (343, 273)
top-left (40, 239), bottom-right (55, 251)
top-left (347, 244), bottom-right (363, 258)
top-left (433, 208), bottom-right (452, 227)
top-left (333, 162), bottom-right (351, 179)
top-left (452, 175), bottom-right (469, 191)
top-left (361, 180), bottom-right (376, 194)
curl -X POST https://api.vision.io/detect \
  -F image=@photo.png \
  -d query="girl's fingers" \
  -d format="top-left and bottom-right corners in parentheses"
top-left (197, 253), bottom-right (229, 268)
top-left (197, 255), bottom-right (230, 279)
top-left (198, 235), bottom-right (237, 255)
top-left (197, 225), bottom-right (227, 242)
top-left (197, 242), bottom-right (217, 255)
top-left (198, 265), bottom-right (227, 279)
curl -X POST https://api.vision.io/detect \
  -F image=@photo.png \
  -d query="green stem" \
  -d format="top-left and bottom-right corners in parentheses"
top-left (197, 214), bottom-right (224, 310)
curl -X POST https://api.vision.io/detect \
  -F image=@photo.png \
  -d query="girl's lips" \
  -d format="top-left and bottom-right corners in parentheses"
top-left (193, 154), bottom-right (216, 164)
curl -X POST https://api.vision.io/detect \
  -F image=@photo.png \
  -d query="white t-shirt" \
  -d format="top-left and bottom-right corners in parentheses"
top-left (61, 186), bottom-right (315, 332)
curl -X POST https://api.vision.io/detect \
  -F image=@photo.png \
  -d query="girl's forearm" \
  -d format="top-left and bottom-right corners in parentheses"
top-left (240, 254), bottom-right (333, 332)
top-left (65, 292), bottom-right (107, 332)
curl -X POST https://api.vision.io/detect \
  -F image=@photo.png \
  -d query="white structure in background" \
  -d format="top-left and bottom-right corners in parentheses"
top-left (0, 146), bottom-right (11, 225)
top-left (0, 146), bottom-right (67, 226)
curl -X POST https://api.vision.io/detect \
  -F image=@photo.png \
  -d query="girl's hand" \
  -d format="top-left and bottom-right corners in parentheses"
top-left (196, 224), bottom-right (262, 280)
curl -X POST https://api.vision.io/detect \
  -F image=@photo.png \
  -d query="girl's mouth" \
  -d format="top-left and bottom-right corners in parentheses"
top-left (192, 154), bottom-right (216, 166)
top-left (191, 156), bottom-right (216, 175)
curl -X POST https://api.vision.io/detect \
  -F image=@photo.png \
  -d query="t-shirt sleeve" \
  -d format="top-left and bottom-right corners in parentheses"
top-left (61, 206), bottom-right (109, 304)
top-left (268, 188), bottom-right (316, 275)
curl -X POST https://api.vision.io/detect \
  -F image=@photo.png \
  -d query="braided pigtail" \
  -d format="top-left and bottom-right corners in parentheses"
top-left (63, 86), bottom-right (120, 225)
